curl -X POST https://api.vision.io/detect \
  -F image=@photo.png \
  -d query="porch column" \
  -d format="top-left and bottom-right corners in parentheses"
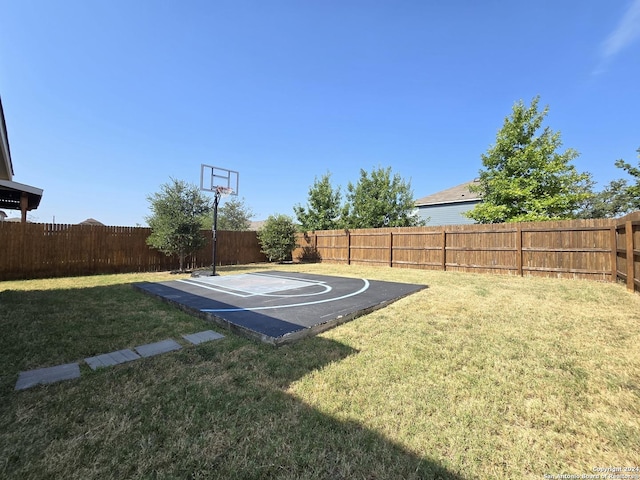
top-left (20, 191), bottom-right (28, 223)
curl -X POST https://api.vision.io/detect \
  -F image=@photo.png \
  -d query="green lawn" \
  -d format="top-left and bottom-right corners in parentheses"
top-left (1, 264), bottom-right (639, 479)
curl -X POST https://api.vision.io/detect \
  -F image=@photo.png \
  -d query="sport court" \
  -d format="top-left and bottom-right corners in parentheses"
top-left (134, 271), bottom-right (427, 345)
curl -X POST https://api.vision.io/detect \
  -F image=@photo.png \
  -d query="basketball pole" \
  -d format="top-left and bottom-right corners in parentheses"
top-left (212, 188), bottom-right (221, 276)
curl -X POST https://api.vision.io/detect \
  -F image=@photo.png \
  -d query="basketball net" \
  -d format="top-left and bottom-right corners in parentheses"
top-left (215, 186), bottom-right (234, 199)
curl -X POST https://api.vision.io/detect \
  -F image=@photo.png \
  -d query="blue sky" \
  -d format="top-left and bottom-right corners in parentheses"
top-left (1, 1), bottom-right (639, 226)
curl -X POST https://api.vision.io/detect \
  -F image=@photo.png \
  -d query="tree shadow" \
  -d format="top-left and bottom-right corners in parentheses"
top-left (185, 335), bottom-right (468, 479)
top-left (296, 245), bottom-right (322, 263)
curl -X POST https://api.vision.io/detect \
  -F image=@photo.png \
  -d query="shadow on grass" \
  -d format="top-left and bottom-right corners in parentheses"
top-left (0, 284), bottom-right (212, 379)
top-left (0, 282), bottom-right (465, 479)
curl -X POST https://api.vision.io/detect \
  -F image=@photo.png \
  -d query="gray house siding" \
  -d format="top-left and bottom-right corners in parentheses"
top-left (417, 200), bottom-right (480, 226)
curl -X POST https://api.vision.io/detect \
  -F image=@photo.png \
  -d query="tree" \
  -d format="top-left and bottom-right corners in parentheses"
top-left (257, 214), bottom-right (297, 262)
top-left (146, 178), bottom-right (212, 271)
top-left (577, 178), bottom-right (631, 219)
top-left (200, 197), bottom-right (254, 231)
top-left (465, 96), bottom-right (592, 223)
top-left (614, 148), bottom-right (640, 212)
top-left (294, 172), bottom-right (342, 231)
top-left (341, 166), bottom-right (423, 229)
top-left (577, 147), bottom-right (640, 219)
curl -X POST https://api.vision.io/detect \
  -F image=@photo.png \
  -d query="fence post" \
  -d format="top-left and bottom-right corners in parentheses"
top-left (626, 220), bottom-right (634, 292)
top-left (441, 228), bottom-right (446, 271)
top-left (516, 224), bottom-right (523, 277)
top-left (347, 230), bottom-right (351, 265)
top-left (389, 232), bottom-right (393, 267)
top-left (610, 226), bottom-right (617, 283)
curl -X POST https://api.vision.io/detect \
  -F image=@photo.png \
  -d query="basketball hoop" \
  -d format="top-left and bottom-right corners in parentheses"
top-left (216, 186), bottom-right (234, 199)
top-left (199, 165), bottom-right (240, 276)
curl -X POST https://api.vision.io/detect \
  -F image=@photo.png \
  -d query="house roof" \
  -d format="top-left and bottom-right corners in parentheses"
top-left (415, 180), bottom-right (481, 207)
top-left (249, 220), bottom-right (265, 230)
top-left (79, 218), bottom-right (105, 226)
top-left (0, 96), bottom-right (14, 181)
top-left (0, 96), bottom-right (43, 217)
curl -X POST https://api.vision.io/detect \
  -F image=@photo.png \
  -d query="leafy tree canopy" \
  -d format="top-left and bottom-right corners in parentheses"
top-left (466, 96), bottom-right (592, 223)
top-left (342, 166), bottom-right (423, 229)
top-left (200, 197), bottom-right (255, 231)
top-left (294, 172), bottom-right (342, 231)
top-left (614, 149), bottom-right (640, 211)
top-left (577, 147), bottom-right (640, 219)
top-left (146, 178), bottom-right (212, 271)
top-left (257, 214), bottom-right (297, 262)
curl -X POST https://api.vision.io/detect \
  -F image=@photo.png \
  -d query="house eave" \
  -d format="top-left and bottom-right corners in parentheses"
top-left (415, 198), bottom-right (481, 208)
top-left (0, 179), bottom-right (44, 210)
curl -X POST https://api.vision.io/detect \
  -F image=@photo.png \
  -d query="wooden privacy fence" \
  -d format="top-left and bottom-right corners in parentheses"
top-left (0, 223), bottom-right (266, 281)
top-left (615, 211), bottom-right (640, 294)
top-left (1, 214), bottom-right (639, 292)
top-left (294, 214), bottom-right (640, 291)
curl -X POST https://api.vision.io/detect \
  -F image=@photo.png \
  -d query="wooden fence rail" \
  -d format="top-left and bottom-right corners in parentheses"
top-left (294, 215), bottom-right (639, 291)
top-left (0, 223), bottom-right (266, 281)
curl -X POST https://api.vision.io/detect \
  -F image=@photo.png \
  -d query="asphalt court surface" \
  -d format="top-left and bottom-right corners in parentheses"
top-left (134, 271), bottom-right (427, 345)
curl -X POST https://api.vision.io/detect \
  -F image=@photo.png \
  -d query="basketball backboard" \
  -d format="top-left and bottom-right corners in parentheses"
top-left (200, 165), bottom-right (239, 196)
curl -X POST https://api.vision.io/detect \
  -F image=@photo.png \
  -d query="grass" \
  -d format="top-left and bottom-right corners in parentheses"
top-left (1, 264), bottom-right (639, 479)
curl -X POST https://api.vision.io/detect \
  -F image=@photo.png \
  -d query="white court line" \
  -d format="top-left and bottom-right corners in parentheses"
top-left (249, 272), bottom-right (329, 283)
top-left (246, 272), bottom-right (334, 296)
top-left (259, 283), bottom-right (331, 298)
top-left (178, 273), bottom-right (332, 298)
top-left (201, 279), bottom-right (370, 312)
top-left (177, 279), bottom-right (254, 297)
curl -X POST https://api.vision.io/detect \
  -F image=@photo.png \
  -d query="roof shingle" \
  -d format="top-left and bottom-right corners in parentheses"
top-left (415, 180), bottom-right (481, 206)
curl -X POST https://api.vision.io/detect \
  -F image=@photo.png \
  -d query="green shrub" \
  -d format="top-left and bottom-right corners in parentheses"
top-left (257, 214), bottom-right (297, 262)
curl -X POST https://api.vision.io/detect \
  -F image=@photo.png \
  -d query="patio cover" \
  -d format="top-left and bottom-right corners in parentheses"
top-left (1, 96), bottom-right (43, 222)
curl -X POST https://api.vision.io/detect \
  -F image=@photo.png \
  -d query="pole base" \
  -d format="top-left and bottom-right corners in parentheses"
top-left (191, 271), bottom-right (219, 277)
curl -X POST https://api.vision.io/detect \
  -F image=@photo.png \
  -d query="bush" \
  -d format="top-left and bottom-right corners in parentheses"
top-left (257, 214), bottom-right (297, 262)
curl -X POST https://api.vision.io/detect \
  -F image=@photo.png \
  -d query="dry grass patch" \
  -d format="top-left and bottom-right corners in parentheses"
top-left (285, 264), bottom-right (640, 477)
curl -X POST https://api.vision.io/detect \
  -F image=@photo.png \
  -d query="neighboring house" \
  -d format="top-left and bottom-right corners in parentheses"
top-left (0, 96), bottom-right (43, 223)
top-left (249, 220), bottom-right (265, 231)
top-left (79, 218), bottom-right (105, 226)
top-left (415, 180), bottom-right (481, 226)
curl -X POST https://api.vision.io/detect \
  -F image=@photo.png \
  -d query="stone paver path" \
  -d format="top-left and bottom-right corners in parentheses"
top-left (85, 349), bottom-right (141, 370)
top-left (183, 330), bottom-right (225, 345)
top-left (15, 363), bottom-right (81, 391)
top-left (15, 330), bottom-right (225, 391)
top-left (134, 339), bottom-right (182, 358)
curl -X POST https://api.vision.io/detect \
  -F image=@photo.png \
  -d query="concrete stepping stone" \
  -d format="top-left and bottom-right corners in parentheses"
top-left (134, 339), bottom-right (182, 358)
top-left (15, 363), bottom-right (81, 391)
top-left (182, 330), bottom-right (225, 345)
top-left (85, 349), bottom-right (141, 371)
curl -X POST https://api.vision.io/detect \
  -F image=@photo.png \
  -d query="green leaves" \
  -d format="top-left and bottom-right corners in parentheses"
top-left (200, 197), bottom-right (255, 231)
top-left (614, 151), bottom-right (640, 211)
top-left (145, 178), bottom-right (212, 271)
top-left (257, 214), bottom-right (297, 262)
top-left (579, 148), bottom-right (640, 218)
top-left (344, 167), bottom-right (424, 229)
top-left (294, 173), bottom-right (342, 231)
top-left (294, 167), bottom-right (422, 231)
top-left (467, 96), bottom-right (592, 223)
